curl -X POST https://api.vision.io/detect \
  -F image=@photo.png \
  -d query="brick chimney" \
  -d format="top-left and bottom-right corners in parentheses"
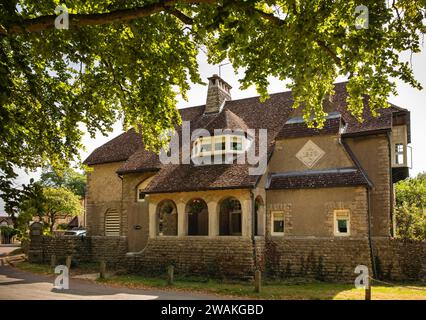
top-left (204, 74), bottom-right (232, 114)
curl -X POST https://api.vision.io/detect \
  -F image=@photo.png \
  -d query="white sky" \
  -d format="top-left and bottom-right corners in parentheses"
top-left (1, 49), bottom-right (425, 215)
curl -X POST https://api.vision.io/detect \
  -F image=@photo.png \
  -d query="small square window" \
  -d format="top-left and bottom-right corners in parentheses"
top-left (201, 143), bottom-right (211, 153)
top-left (271, 211), bottom-right (285, 235)
top-left (231, 137), bottom-right (243, 151)
top-left (337, 219), bottom-right (348, 233)
top-left (215, 137), bottom-right (226, 152)
top-left (334, 210), bottom-right (350, 236)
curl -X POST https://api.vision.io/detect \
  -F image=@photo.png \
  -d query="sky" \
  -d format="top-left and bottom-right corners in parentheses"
top-left (1, 49), bottom-right (425, 215)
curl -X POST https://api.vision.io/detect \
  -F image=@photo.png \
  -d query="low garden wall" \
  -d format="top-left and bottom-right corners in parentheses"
top-left (372, 237), bottom-right (426, 281)
top-left (28, 236), bottom-right (128, 268)
top-left (27, 234), bottom-right (425, 281)
top-left (265, 237), bottom-right (373, 282)
top-left (126, 237), bottom-right (255, 279)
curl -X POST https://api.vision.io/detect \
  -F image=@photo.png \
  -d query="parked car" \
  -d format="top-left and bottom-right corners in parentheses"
top-left (63, 229), bottom-right (87, 237)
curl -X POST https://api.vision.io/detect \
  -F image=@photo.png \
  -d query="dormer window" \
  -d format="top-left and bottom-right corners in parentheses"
top-left (192, 134), bottom-right (249, 161)
top-left (392, 125), bottom-right (409, 167)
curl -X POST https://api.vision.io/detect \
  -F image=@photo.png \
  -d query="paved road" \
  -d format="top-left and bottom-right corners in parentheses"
top-left (0, 266), bottom-right (222, 300)
top-left (0, 244), bottom-right (20, 257)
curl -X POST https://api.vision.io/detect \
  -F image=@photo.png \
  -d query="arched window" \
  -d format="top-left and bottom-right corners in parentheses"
top-left (219, 197), bottom-right (242, 236)
top-left (186, 199), bottom-right (208, 236)
top-left (156, 200), bottom-right (177, 236)
top-left (105, 208), bottom-right (120, 236)
top-left (136, 176), bottom-right (155, 202)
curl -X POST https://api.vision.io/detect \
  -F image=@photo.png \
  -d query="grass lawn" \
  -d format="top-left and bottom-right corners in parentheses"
top-left (98, 274), bottom-right (426, 300)
top-left (15, 261), bottom-right (100, 276)
top-left (13, 262), bottom-right (426, 300)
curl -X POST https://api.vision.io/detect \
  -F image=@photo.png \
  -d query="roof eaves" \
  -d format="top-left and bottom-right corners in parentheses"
top-left (144, 184), bottom-right (255, 195)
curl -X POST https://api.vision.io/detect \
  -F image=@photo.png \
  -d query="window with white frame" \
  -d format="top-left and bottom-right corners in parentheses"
top-left (271, 211), bottom-right (285, 235)
top-left (192, 134), bottom-right (247, 159)
top-left (395, 143), bottom-right (404, 165)
top-left (334, 210), bottom-right (350, 236)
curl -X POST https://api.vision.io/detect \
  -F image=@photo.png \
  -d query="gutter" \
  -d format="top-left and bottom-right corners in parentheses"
top-left (340, 138), bottom-right (376, 277)
top-left (386, 130), bottom-right (395, 237)
top-left (367, 188), bottom-right (378, 278)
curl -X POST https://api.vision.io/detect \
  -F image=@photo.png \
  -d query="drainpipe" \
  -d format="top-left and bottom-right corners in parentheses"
top-left (250, 190), bottom-right (257, 271)
top-left (367, 188), bottom-right (377, 278)
top-left (386, 131), bottom-right (395, 237)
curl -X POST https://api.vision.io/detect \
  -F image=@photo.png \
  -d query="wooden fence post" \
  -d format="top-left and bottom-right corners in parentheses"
top-left (66, 256), bottom-right (72, 270)
top-left (99, 260), bottom-right (106, 279)
top-left (365, 280), bottom-right (371, 300)
top-left (167, 265), bottom-right (174, 285)
top-left (50, 254), bottom-right (56, 270)
top-left (255, 270), bottom-right (261, 293)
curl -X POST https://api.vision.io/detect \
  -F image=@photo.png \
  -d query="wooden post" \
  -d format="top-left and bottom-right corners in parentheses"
top-left (99, 260), bottom-right (106, 279)
top-left (65, 256), bottom-right (72, 270)
top-left (254, 270), bottom-right (261, 293)
top-left (167, 265), bottom-right (174, 285)
top-left (365, 280), bottom-right (371, 300)
top-left (50, 254), bottom-right (56, 270)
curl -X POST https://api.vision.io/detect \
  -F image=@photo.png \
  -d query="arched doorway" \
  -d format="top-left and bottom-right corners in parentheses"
top-left (186, 199), bottom-right (208, 236)
top-left (156, 200), bottom-right (178, 236)
top-left (219, 197), bottom-right (242, 236)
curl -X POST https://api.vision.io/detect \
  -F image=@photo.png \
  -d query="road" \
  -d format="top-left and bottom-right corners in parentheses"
top-left (0, 265), bottom-right (222, 300)
top-left (0, 244), bottom-right (20, 257)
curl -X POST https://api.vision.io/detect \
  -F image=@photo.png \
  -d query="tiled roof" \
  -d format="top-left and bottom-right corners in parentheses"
top-left (144, 164), bottom-right (258, 194)
top-left (266, 168), bottom-right (369, 190)
top-left (83, 128), bottom-right (144, 166)
top-left (278, 116), bottom-right (342, 139)
top-left (84, 82), bottom-right (408, 193)
top-left (203, 109), bottom-right (248, 134)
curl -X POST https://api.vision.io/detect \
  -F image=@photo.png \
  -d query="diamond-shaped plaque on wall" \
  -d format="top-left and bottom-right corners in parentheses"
top-left (296, 140), bottom-right (325, 168)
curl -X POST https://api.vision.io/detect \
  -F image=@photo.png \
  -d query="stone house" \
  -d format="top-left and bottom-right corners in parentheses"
top-left (83, 75), bottom-right (416, 280)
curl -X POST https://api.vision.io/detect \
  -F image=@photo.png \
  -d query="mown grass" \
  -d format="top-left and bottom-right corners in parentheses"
top-left (15, 261), bottom-right (100, 276)
top-left (98, 274), bottom-right (426, 300)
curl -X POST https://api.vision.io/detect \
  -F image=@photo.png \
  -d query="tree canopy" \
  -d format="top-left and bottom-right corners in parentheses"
top-left (395, 173), bottom-right (426, 240)
top-left (1, 1), bottom-right (425, 209)
top-left (20, 186), bottom-right (82, 233)
top-left (39, 167), bottom-right (87, 198)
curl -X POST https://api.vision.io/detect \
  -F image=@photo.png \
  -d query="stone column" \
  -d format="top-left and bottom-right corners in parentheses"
top-left (258, 205), bottom-right (266, 236)
top-left (177, 202), bottom-right (187, 237)
top-left (241, 199), bottom-right (252, 238)
top-left (148, 202), bottom-right (156, 238)
top-left (207, 201), bottom-right (219, 237)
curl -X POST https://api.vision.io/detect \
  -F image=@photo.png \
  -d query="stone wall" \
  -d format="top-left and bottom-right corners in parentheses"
top-left (127, 237), bottom-right (255, 278)
top-left (372, 237), bottom-right (426, 281)
top-left (265, 237), bottom-right (373, 282)
top-left (346, 135), bottom-right (392, 237)
top-left (29, 236), bottom-right (128, 268)
top-left (86, 162), bottom-right (124, 236)
top-left (254, 237), bottom-right (266, 272)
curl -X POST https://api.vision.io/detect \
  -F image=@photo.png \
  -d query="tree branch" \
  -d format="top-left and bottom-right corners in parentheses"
top-left (1, 0), bottom-right (210, 35)
top-left (253, 8), bottom-right (341, 66)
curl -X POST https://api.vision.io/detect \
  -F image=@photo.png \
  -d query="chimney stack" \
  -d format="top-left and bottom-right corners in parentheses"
top-left (204, 74), bottom-right (232, 114)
